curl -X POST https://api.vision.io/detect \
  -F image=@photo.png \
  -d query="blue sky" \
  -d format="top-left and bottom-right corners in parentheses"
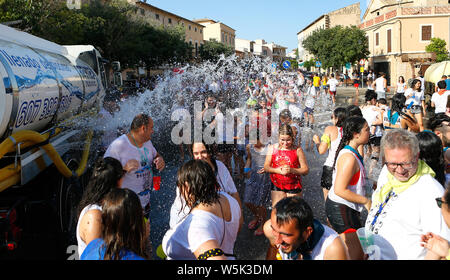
top-left (146, 0), bottom-right (369, 52)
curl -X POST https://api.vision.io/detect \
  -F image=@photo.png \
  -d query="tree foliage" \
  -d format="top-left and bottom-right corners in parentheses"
top-left (199, 39), bottom-right (234, 61)
top-left (0, 0), bottom-right (192, 68)
top-left (302, 25), bottom-right (369, 69)
top-left (426, 37), bottom-right (449, 63)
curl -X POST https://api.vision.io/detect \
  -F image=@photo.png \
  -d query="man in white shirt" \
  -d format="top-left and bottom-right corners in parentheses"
top-left (431, 80), bottom-right (450, 114)
top-left (303, 79), bottom-right (316, 129)
top-left (365, 129), bottom-right (450, 259)
top-left (327, 74), bottom-right (341, 104)
top-left (375, 72), bottom-right (387, 100)
top-left (104, 113), bottom-right (165, 212)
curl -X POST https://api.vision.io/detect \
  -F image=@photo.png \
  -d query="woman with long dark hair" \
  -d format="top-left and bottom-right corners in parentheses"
top-left (76, 157), bottom-right (124, 258)
top-left (313, 107), bottom-right (347, 201)
top-left (169, 140), bottom-right (242, 228)
top-left (383, 92), bottom-right (419, 132)
top-left (81, 188), bottom-right (148, 260)
top-left (416, 131), bottom-right (446, 187)
top-left (162, 160), bottom-right (241, 260)
top-left (404, 79), bottom-right (425, 131)
top-left (326, 116), bottom-right (371, 234)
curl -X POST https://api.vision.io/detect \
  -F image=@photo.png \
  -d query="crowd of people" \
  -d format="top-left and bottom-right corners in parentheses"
top-left (76, 68), bottom-right (450, 261)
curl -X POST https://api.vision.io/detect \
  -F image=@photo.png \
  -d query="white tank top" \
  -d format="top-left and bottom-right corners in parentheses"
top-left (375, 77), bottom-right (385, 92)
top-left (278, 224), bottom-right (339, 260)
top-left (324, 127), bottom-right (343, 167)
top-left (76, 204), bottom-right (102, 258)
top-left (328, 149), bottom-right (366, 212)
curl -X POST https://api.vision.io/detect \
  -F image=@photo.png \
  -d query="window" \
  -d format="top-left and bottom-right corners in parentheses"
top-left (421, 25), bottom-right (432, 41)
top-left (155, 14), bottom-right (160, 20)
top-left (189, 25), bottom-right (191, 30)
top-left (375, 32), bottom-right (379, 46)
top-left (168, 18), bottom-right (172, 24)
top-left (387, 29), bottom-right (392, 53)
top-left (140, 8), bottom-right (145, 16)
top-left (200, 29), bottom-right (202, 34)
top-left (195, 27), bottom-right (197, 32)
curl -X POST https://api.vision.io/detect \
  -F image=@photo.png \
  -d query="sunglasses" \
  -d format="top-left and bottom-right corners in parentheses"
top-left (435, 197), bottom-right (447, 208)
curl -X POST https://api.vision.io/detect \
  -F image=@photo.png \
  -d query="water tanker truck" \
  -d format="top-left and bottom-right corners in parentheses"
top-left (0, 24), bottom-right (109, 259)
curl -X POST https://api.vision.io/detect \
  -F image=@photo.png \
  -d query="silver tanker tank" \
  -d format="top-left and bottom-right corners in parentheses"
top-left (0, 24), bottom-right (105, 139)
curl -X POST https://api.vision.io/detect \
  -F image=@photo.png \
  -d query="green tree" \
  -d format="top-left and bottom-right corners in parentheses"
top-left (199, 39), bottom-right (234, 61)
top-left (426, 37), bottom-right (449, 62)
top-left (302, 25), bottom-right (369, 69)
top-left (303, 58), bottom-right (315, 71)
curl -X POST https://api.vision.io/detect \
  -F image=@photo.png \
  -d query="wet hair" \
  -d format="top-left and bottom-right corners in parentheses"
top-left (176, 160), bottom-right (220, 211)
top-left (390, 93), bottom-right (406, 114)
top-left (437, 80), bottom-right (447, 90)
top-left (191, 140), bottom-right (218, 172)
top-left (279, 109), bottom-right (292, 119)
top-left (377, 98), bottom-right (387, 105)
top-left (380, 129), bottom-right (420, 162)
top-left (410, 79), bottom-right (421, 89)
top-left (101, 188), bottom-right (147, 260)
top-left (416, 131), bottom-right (445, 187)
top-left (365, 89), bottom-right (377, 103)
top-left (78, 157), bottom-right (124, 217)
top-left (428, 113), bottom-right (450, 132)
top-left (278, 124), bottom-right (295, 140)
top-left (130, 113), bottom-right (151, 131)
top-left (346, 105), bottom-right (362, 117)
top-left (274, 196), bottom-right (313, 233)
top-left (333, 116), bottom-right (367, 168)
top-left (333, 107), bottom-right (347, 127)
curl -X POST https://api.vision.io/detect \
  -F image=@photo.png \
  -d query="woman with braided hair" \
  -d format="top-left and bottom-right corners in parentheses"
top-left (325, 116), bottom-right (372, 234)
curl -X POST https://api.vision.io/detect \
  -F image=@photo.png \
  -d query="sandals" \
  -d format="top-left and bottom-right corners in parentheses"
top-left (248, 218), bottom-right (260, 230)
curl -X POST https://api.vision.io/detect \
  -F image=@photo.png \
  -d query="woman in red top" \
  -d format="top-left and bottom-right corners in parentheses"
top-left (264, 124), bottom-right (309, 207)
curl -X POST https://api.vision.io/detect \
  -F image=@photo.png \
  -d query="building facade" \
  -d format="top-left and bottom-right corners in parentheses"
top-left (235, 38), bottom-right (287, 62)
top-left (297, 2), bottom-right (361, 64)
top-left (360, 0), bottom-right (450, 86)
top-left (127, 1), bottom-right (204, 56)
top-left (193, 18), bottom-right (236, 49)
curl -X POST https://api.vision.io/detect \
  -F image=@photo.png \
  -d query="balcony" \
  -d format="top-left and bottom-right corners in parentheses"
top-left (359, 5), bottom-right (450, 29)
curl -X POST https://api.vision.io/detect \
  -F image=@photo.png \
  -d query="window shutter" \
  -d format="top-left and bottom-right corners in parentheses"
top-left (422, 26), bottom-right (431, 41)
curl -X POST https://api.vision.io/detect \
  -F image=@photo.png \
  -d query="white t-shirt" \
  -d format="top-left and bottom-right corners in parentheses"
top-left (169, 160), bottom-right (238, 228)
top-left (404, 88), bottom-right (424, 106)
top-left (304, 86), bottom-right (316, 109)
top-left (104, 134), bottom-right (157, 208)
top-left (162, 192), bottom-right (241, 260)
top-left (76, 204), bottom-right (102, 259)
top-left (366, 165), bottom-right (450, 260)
top-left (361, 105), bottom-right (379, 129)
top-left (327, 78), bottom-right (339, 92)
top-left (431, 91), bottom-right (450, 113)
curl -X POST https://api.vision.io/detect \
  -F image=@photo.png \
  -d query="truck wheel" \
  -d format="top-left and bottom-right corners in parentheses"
top-left (55, 155), bottom-right (90, 246)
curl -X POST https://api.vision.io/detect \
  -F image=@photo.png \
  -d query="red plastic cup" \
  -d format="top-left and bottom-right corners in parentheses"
top-left (153, 176), bottom-right (161, 191)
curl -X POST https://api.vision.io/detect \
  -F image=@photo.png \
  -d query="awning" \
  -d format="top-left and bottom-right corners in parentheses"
top-left (424, 60), bottom-right (450, 84)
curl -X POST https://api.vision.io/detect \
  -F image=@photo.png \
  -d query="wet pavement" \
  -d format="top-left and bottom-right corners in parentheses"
top-left (149, 86), bottom-right (372, 260)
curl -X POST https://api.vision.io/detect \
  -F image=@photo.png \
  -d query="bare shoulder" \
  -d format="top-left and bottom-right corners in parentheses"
top-left (324, 234), bottom-right (349, 260)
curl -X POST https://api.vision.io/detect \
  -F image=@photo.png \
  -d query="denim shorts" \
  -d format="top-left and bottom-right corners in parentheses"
top-left (410, 105), bottom-right (422, 114)
top-left (325, 198), bottom-right (362, 234)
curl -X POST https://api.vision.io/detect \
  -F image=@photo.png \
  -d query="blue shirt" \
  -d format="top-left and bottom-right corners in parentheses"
top-left (446, 79), bottom-right (450, 91)
top-left (80, 238), bottom-right (145, 260)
